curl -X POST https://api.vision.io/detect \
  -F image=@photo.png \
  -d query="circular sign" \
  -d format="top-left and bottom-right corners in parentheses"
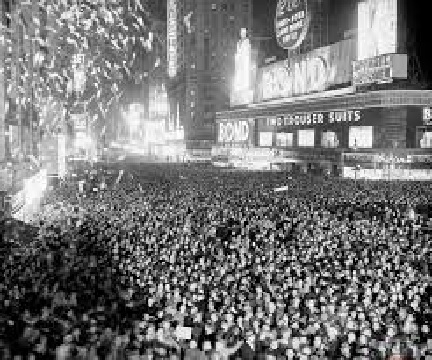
top-left (275, 0), bottom-right (310, 50)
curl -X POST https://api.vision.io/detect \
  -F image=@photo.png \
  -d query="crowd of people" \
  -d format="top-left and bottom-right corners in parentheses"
top-left (1, 162), bottom-right (431, 360)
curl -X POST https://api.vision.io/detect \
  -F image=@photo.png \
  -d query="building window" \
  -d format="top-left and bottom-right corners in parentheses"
top-left (221, 3), bottom-right (228, 11)
top-left (321, 131), bottom-right (339, 148)
top-left (211, 3), bottom-right (217, 10)
top-left (276, 132), bottom-right (293, 147)
top-left (297, 129), bottom-right (315, 147)
top-left (349, 126), bottom-right (373, 149)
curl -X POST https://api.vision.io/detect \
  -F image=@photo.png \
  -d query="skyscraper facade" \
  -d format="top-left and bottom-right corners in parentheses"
top-left (1, 0), bottom-right (44, 162)
top-left (167, 0), bottom-right (253, 141)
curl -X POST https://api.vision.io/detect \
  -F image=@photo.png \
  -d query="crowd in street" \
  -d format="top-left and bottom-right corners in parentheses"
top-left (1, 162), bottom-right (431, 360)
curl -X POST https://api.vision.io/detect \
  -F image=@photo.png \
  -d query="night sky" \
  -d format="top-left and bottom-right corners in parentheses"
top-left (252, 0), bottom-right (432, 87)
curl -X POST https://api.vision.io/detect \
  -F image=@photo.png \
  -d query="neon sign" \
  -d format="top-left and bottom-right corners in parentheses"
top-left (218, 120), bottom-right (251, 143)
top-left (353, 54), bottom-right (407, 87)
top-left (275, 0), bottom-right (310, 50)
top-left (357, 0), bottom-right (397, 61)
top-left (257, 39), bottom-right (355, 101)
top-left (264, 109), bottom-right (362, 128)
top-left (167, 0), bottom-right (177, 78)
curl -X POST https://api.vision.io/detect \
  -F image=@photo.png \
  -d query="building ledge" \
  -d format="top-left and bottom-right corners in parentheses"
top-left (217, 89), bottom-right (432, 120)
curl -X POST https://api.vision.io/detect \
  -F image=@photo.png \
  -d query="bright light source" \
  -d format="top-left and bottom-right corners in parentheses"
top-left (75, 133), bottom-right (92, 148)
top-left (233, 28), bottom-right (251, 92)
top-left (357, 0), bottom-right (397, 61)
top-left (24, 169), bottom-right (47, 206)
top-left (123, 103), bottom-right (144, 131)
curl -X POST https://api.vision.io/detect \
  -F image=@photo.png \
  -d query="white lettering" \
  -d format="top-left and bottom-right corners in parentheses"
top-left (329, 112), bottom-right (335, 124)
top-left (219, 121), bottom-right (250, 143)
top-left (355, 111), bottom-right (361, 122)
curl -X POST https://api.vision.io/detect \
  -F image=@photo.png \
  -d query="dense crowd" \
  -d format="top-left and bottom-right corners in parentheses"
top-left (1, 162), bottom-right (431, 360)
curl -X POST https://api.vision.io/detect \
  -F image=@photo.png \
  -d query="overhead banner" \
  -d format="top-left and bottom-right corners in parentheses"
top-left (275, 0), bottom-right (310, 50)
top-left (256, 39), bottom-right (355, 102)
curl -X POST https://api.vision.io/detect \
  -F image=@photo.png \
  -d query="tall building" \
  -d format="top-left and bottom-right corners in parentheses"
top-left (167, 0), bottom-right (253, 141)
top-left (1, 0), bottom-right (43, 163)
top-left (0, 0), bottom-right (6, 162)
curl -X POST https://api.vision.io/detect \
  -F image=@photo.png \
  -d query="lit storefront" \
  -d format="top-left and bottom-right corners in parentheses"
top-left (214, 0), bottom-right (432, 180)
top-left (215, 92), bottom-right (432, 179)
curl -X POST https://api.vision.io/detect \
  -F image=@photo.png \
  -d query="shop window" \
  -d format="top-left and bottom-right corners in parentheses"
top-left (349, 126), bottom-right (373, 149)
top-left (321, 131), bottom-right (339, 148)
top-left (276, 132), bottom-right (293, 147)
top-left (259, 132), bottom-right (273, 147)
top-left (417, 127), bottom-right (432, 148)
top-left (297, 129), bottom-right (315, 147)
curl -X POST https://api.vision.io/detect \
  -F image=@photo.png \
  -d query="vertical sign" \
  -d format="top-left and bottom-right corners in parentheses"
top-left (167, 0), bottom-right (177, 78)
top-left (357, 0), bottom-right (397, 61)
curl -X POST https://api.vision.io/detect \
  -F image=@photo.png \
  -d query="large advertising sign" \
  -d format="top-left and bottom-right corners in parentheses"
top-left (256, 39), bottom-right (355, 102)
top-left (260, 109), bottom-right (362, 129)
top-left (358, 0), bottom-right (398, 61)
top-left (275, 0), bottom-right (310, 50)
top-left (353, 53), bottom-right (408, 87)
top-left (218, 119), bottom-right (254, 145)
top-left (167, 0), bottom-right (177, 78)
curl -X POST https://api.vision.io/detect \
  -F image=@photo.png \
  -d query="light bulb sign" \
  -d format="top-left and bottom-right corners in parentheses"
top-left (218, 120), bottom-right (252, 144)
top-left (167, 0), bottom-right (178, 78)
top-left (275, 0), bottom-right (310, 50)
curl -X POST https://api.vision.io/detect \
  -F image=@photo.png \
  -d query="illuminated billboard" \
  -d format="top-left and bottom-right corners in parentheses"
top-left (167, 0), bottom-right (177, 78)
top-left (357, 0), bottom-right (398, 61)
top-left (352, 53), bottom-right (408, 87)
top-left (275, 0), bottom-right (310, 50)
top-left (256, 39), bottom-right (355, 102)
top-left (218, 119), bottom-right (254, 145)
